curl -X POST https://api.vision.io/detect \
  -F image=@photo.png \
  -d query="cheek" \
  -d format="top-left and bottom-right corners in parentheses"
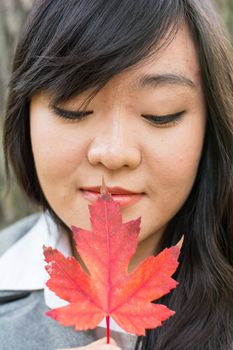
top-left (167, 136), bottom-right (202, 176)
top-left (147, 117), bottom-right (205, 196)
top-left (30, 114), bottom-right (87, 183)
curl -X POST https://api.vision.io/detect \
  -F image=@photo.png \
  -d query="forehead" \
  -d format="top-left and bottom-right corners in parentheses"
top-left (109, 22), bottom-right (201, 91)
top-left (45, 22), bottom-right (202, 106)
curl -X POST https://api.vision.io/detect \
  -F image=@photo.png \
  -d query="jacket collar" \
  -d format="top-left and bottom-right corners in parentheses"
top-left (0, 212), bottom-right (72, 292)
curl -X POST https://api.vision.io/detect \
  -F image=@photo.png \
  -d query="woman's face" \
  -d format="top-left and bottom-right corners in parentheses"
top-left (30, 23), bottom-right (206, 263)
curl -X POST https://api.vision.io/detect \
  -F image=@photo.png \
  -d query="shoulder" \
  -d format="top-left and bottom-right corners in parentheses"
top-left (0, 213), bottom-right (40, 257)
top-left (0, 290), bottom-right (95, 349)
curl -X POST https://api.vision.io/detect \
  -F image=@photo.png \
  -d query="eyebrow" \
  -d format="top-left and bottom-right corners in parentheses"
top-left (136, 73), bottom-right (197, 90)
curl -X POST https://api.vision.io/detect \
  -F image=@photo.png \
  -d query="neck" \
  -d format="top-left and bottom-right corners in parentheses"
top-left (128, 230), bottom-right (163, 273)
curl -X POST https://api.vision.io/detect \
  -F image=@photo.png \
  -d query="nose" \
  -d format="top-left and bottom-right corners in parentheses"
top-left (87, 118), bottom-right (141, 170)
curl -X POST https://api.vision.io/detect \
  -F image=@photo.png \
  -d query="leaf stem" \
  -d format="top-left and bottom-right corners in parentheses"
top-left (106, 315), bottom-right (110, 343)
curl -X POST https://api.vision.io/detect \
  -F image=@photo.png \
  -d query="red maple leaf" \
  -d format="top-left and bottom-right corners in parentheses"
top-left (43, 188), bottom-right (180, 341)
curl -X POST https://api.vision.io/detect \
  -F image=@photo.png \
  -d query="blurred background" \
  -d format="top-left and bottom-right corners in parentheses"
top-left (0, 0), bottom-right (232, 229)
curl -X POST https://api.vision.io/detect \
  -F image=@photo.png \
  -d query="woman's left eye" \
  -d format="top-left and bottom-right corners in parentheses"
top-left (141, 110), bottom-right (185, 126)
top-left (52, 106), bottom-right (93, 120)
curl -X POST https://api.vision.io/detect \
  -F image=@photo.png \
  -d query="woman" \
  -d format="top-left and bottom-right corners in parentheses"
top-left (1, 0), bottom-right (233, 349)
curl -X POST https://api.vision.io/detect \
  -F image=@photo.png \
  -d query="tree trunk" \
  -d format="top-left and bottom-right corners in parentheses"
top-left (0, 0), bottom-right (33, 229)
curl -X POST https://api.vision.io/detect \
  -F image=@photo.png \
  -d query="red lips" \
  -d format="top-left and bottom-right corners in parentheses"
top-left (80, 186), bottom-right (144, 208)
top-left (81, 186), bottom-right (139, 195)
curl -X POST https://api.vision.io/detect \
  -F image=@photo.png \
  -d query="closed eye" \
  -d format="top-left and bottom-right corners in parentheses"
top-left (141, 110), bottom-right (185, 126)
top-left (52, 105), bottom-right (185, 126)
top-left (52, 106), bottom-right (93, 120)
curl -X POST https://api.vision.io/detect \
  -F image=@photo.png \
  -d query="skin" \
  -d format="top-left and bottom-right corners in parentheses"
top-left (56, 337), bottom-right (121, 350)
top-left (30, 22), bottom-right (206, 349)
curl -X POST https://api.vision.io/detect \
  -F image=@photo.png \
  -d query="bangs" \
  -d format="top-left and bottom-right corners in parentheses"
top-left (13, 0), bottom-right (185, 105)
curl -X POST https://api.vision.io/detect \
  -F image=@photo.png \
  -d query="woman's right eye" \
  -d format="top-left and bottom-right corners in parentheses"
top-left (52, 106), bottom-right (93, 121)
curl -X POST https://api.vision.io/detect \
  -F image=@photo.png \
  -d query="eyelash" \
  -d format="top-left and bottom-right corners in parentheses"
top-left (52, 106), bottom-right (93, 120)
top-left (52, 106), bottom-right (185, 126)
top-left (141, 111), bottom-right (185, 126)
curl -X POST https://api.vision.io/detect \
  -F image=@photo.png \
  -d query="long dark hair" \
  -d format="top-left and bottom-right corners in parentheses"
top-left (3, 0), bottom-right (233, 349)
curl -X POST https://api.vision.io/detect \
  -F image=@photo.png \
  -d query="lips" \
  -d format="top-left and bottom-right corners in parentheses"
top-left (81, 186), bottom-right (139, 195)
top-left (80, 186), bottom-right (144, 208)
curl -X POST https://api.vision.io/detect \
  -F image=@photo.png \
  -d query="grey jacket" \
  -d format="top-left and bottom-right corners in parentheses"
top-left (0, 215), bottom-right (96, 350)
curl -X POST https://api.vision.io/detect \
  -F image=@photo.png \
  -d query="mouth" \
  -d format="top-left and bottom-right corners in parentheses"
top-left (80, 186), bottom-right (144, 208)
